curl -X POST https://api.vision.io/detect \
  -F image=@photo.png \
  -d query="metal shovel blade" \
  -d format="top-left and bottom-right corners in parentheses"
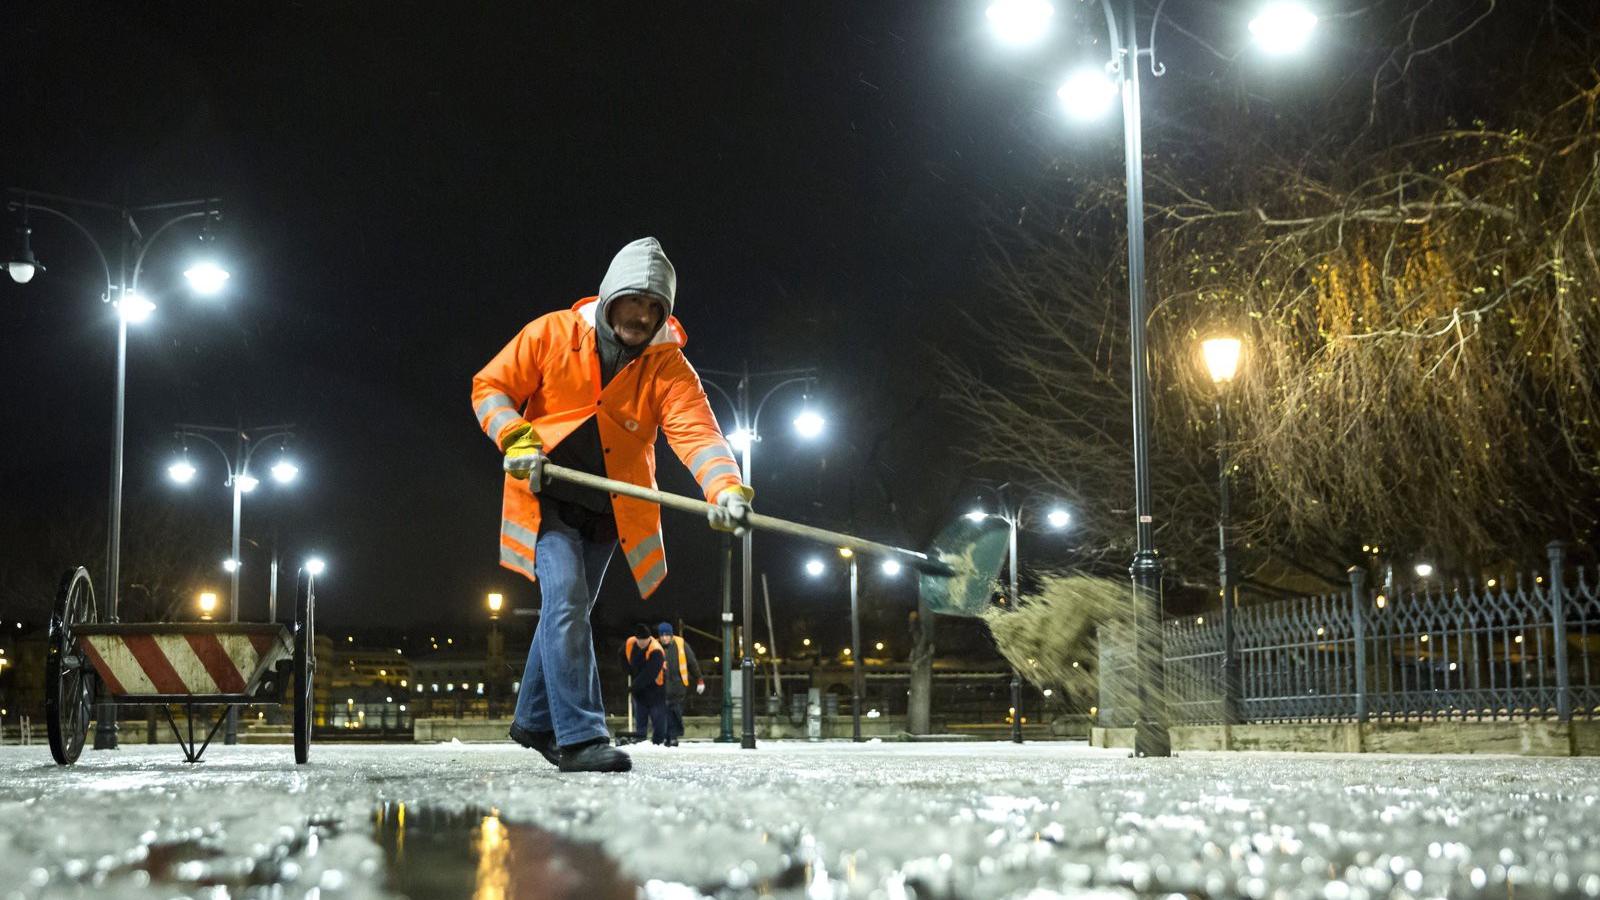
top-left (918, 515), bottom-right (1009, 617)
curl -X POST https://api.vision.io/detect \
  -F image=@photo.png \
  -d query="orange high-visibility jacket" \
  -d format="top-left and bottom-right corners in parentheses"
top-left (472, 297), bottom-right (743, 598)
top-left (624, 636), bottom-right (667, 686)
top-left (661, 634), bottom-right (692, 686)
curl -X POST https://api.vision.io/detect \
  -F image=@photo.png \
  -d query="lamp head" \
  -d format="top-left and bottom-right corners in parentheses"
top-left (1057, 67), bottom-right (1119, 121)
top-left (1249, 2), bottom-right (1318, 55)
top-left (793, 408), bottom-right (825, 440)
top-left (168, 458), bottom-right (197, 484)
top-left (7, 222), bottom-right (42, 284)
top-left (985, 0), bottom-right (1054, 46)
top-left (1201, 336), bottom-right (1243, 384)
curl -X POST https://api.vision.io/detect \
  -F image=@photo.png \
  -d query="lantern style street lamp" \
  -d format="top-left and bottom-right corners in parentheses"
top-left (1201, 334), bottom-right (1244, 725)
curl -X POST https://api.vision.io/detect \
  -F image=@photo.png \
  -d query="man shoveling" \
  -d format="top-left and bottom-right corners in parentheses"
top-left (471, 237), bottom-right (752, 773)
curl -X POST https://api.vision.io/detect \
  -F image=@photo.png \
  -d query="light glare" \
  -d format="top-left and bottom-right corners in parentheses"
top-left (305, 557), bottom-right (327, 576)
top-left (793, 409), bottom-right (825, 439)
top-left (986, 0), bottom-right (1054, 46)
top-left (1201, 336), bottom-right (1243, 383)
top-left (881, 559), bottom-right (903, 577)
top-left (118, 292), bottom-right (156, 324)
top-left (1414, 562), bottom-right (1434, 578)
top-left (804, 558), bottom-right (826, 577)
top-left (236, 473), bottom-right (260, 493)
top-left (271, 459), bottom-right (299, 484)
top-left (965, 510), bottom-right (988, 523)
top-left (168, 459), bottom-right (197, 484)
top-left (727, 427), bottom-right (754, 452)
top-left (1057, 67), bottom-right (1118, 121)
top-left (183, 261), bottom-right (231, 296)
top-left (1046, 508), bottom-right (1071, 529)
top-left (222, 558), bottom-right (239, 573)
top-left (1249, 2), bottom-right (1317, 54)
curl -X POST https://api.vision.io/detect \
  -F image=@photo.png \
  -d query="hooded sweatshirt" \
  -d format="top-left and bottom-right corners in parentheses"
top-left (542, 239), bottom-right (679, 520)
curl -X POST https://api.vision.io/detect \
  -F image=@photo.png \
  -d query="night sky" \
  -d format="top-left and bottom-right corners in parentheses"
top-left (2, 2), bottom-right (1345, 643)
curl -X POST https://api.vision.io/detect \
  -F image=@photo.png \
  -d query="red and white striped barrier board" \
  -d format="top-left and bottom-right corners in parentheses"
top-left (77, 627), bottom-right (292, 697)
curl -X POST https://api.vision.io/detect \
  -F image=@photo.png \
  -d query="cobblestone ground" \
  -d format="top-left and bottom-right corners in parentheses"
top-left (2, 740), bottom-right (1599, 898)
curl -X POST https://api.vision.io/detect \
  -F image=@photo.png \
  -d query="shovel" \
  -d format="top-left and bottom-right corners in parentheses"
top-left (529, 460), bottom-right (1005, 616)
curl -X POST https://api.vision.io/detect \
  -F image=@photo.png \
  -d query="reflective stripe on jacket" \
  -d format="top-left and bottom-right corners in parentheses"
top-left (472, 297), bottom-right (744, 599)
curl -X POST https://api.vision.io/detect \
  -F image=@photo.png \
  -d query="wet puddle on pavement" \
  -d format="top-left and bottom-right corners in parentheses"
top-left (373, 802), bottom-right (639, 900)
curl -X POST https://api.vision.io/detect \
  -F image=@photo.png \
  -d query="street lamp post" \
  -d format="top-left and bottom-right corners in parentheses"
top-left (716, 533), bottom-right (736, 742)
top-left (701, 364), bottom-right (822, 750)
top-left (983, 0), bottom-right (1315, 758)
top-left (170, 423), bottom-right (295, 744)
top-left (7, 188), bottom-right (229, 751)
top-left (1201, 336), bottom-right (1244, 726)
top-left (486, 592), bottom-right (504, 720)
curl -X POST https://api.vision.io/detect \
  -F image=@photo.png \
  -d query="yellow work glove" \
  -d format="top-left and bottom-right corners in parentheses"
top-left (501, 424), bottom-right (544, 481)
top-left (707, 484), bottom-right (754, 536)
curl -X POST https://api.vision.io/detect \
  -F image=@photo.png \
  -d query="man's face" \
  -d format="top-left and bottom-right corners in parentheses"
top-left (608, 294), bottom-right (666, 347)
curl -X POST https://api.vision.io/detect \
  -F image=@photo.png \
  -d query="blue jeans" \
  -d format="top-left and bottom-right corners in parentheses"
top-left (513, 500), bottom-right (616, 747)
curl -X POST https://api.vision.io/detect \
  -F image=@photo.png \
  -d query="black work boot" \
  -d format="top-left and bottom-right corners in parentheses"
top-left (508, 723), bottom-right (560, 767)
top-left (558, 737), bottom-right (632, 773)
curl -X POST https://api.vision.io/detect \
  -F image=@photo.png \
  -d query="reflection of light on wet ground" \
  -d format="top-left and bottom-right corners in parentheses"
top-left (474, 811), bottom-right (509, 900)
top-left (374, 803), bottom-right (640, 900)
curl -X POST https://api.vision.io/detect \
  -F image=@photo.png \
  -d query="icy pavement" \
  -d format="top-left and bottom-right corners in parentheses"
top-left (2, 740), bottom-right (1599, 899)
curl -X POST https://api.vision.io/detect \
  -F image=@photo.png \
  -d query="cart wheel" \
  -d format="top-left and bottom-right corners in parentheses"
top-left (293, 569), bottom-right (315, 764)
top-left (46, 567), bottom-right (98, 765)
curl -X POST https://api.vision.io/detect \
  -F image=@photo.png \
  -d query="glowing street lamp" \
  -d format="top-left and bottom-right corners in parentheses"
top-left (168, 458), bottom-right (197, 484)
top-left (198, 591), bottom-right (218, 619)
top-left (880, 559), bottom-right (903, 577)
top-left (1414, 562), bottom-right (1435, 579)
top-left (1057, 66), bottom-right (1119, 121)
top-left (1200, 334), bottom-right (1247, 726)
top-left (699, 363), bottom-right (821, 749)
top-left (236, 473), bottom-right (260, 494)
top-left (117, 292), bottom-right (156, 324)
top-left (1249, 2), bottom-right (1319, 55)
top-left (304, 557), bottom-right (327, 577)
top-left (1046, 508), bottom-right (1071, 529)
top-left (965, 510), bottom-right (988, 523)
top-left (487, 592), bottom-right (504, 617)
top-left (222, 558), bottom-right (240, 573)
top-left (984, 0), bottom-right (1316, 762)
top-left (183, 260), bottom-right (231, 296)
top-left (804, 558), bottom-right (827, 578)
top-left (1202, 335), bottom-right (1244, 384)
top-left (793, 408), bottom-right (826, 440)
top-left (985, 0), bottom-right (1054, 46)
top-left (270, 457), bottom-right (299, 484)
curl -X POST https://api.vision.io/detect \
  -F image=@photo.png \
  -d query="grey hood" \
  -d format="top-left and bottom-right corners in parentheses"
top-left (597, 237), bottom-right (677, 327)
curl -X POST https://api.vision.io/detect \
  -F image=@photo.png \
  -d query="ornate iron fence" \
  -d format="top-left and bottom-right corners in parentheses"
top-left (1101, 542), bottom-right (1600, 726)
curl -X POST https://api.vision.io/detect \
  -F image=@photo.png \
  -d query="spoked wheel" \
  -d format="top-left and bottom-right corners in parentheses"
top-left (46, 567), bottom-right (98, 765)
top-left (293, 569), bottom-right (316, 764)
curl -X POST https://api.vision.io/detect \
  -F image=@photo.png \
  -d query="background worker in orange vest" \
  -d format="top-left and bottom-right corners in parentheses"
top-left (472, 237), bottom-right (753, 773)
top-left (619, 626), bottom-right (668, 746)
top-left (656, 622), bottom-right (704, 747)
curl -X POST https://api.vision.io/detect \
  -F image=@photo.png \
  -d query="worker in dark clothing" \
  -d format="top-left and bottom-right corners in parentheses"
top-left (656, 622), bottom-right (704, 747)
top-left (620, 627), bottom-right (668, 745)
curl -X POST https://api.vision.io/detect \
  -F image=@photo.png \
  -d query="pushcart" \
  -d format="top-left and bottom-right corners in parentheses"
top-left (44, 566), bottom-right (317, 765)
